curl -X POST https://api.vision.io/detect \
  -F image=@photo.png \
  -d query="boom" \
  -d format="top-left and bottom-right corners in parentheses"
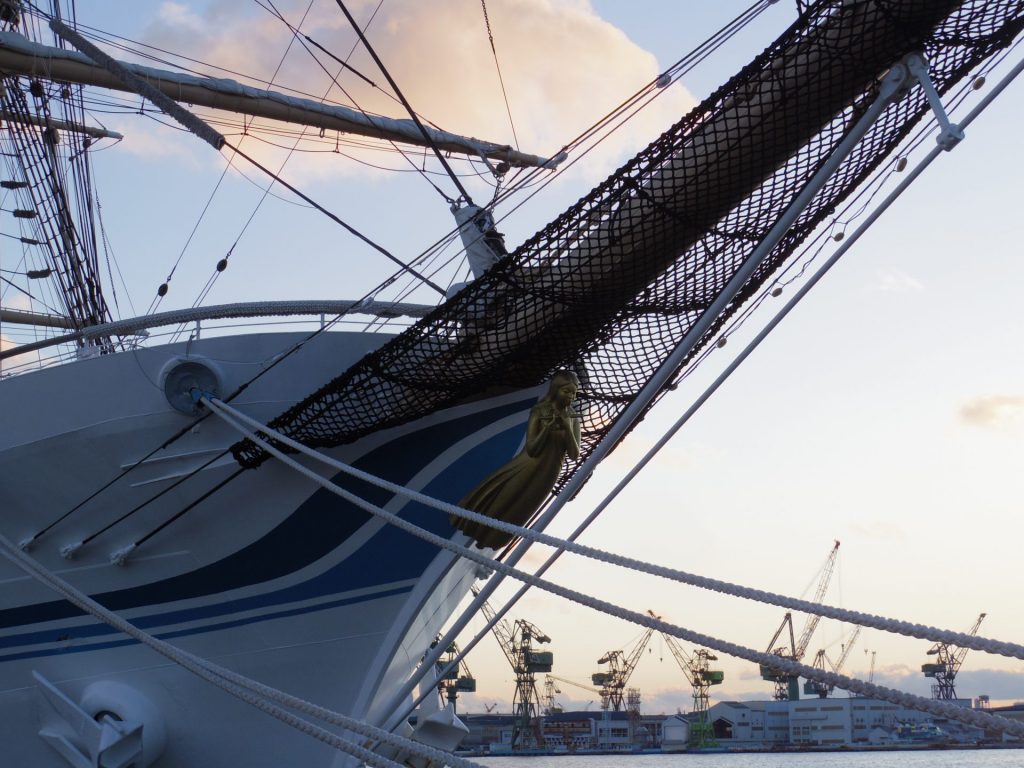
top-left (804, 625), bottom-right (862, 698)
top-left (794, 541), bottom-right (841, 659)
top-left (922, 613), bottom-right (986, 700)
top-left (761, 541), bottom-right (840, 700)
top-left (592, 628), bottom-right (654, 711)
top-left (472, 588), bottom-right (553, 749)
top-left (655, 612), bottom-right (723, 749)
top-left (0, 31), bottom-right (558, 169)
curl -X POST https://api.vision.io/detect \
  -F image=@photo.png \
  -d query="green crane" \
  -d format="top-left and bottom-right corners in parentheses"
top-left (592, 627), bottom-right (655, 711)
top-left (434, 638), bottom-right (477, 712)
top-left (803, 625), bottom-right (861, 698)
top-left (655, 614), bottom-right (724, 749)
top-left (474, 588), bottom-right (553, 750)
top-left (922, 613), bottom-right (986, 700)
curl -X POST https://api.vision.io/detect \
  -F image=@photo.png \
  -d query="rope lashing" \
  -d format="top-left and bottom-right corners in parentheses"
top-left (199, 395), bottom-right (1024, 737)
top-left (0, 532), bottom-right (490, 768)
top-left (205, 395), bottom-right (1024, 662)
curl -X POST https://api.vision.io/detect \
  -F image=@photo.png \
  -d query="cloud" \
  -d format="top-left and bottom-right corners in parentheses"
top-left (875, 269), bottom-right (924, 293)
top-left (848, 518), bottom-right (909, 544)
top-left (157, 1), bottom-right (205, 31)
top-left (103, 116), bottom-right (213, 165)
top-left (1, 295), bottom-right (36, 354)
top-left (960, 395), bottom-right (1024, 428)
top-left (2, 292), bottom-right (32, 311)
top-left (861, 665), bottom-right (1024, 704)
top-left (603, 434), bottom-right (693, 473)
top-left (135, 0), bottom-right (695, 184)
top-left (955, 669), bottom-right (1024, 704)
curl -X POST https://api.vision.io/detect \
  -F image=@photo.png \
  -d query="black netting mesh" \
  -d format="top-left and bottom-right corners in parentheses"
top-left (233, 0), bottom-right (1024, 489)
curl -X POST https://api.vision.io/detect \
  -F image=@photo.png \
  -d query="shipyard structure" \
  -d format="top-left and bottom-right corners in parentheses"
top-left (459, 696), bottom-right (1019, 753)
top-left (454, 550), bottom-right (1009, 754)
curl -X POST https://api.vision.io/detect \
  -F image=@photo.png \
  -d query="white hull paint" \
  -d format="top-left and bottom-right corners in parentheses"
top-left (0, 330), bottom-right (537, 766)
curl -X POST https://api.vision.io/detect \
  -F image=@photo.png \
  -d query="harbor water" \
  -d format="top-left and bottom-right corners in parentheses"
top-left (475, 750), bottom-right (1023, 768)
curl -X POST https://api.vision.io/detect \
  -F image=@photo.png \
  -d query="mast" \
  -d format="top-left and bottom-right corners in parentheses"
top-left (0, 63), bottom-right (113, 336)
top-left (0, 30), bottom-right (562, 170)
top-left (0, 8), bottom-right (556, 343)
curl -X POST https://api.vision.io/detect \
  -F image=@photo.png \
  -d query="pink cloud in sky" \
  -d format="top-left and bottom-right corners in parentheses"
top-left (959, 395), bottom-right (1024, 428)
top-left (134, 0), bottom-right (694, 182)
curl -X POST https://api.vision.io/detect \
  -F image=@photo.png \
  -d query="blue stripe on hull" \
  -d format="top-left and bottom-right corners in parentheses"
top-left (0, 585), bottom-right (413, 663)
top-left (0, 395), bottom-right (532, 659)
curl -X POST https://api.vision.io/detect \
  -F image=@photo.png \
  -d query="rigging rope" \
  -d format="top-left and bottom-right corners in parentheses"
top-left (147, 158), bottom-right (233, 315)
top-left (479, 0), bottom-right (519, 151)
top-left (15, 295), bottom-right (428, 545)
top-left (334, 0), bottom-right (476, 205)
top-left (252, 0), bottom-right (460, 208)
top-left (0, 531), bottom-right (487, 768)
top-left (169, 0), bottom-right (330, 321)
top-left (294, 29), bottom-right (455, 204)
top-left (486, 0), bottom-right (774, 212)
top-left (198, 395), bottom-right (1024, 737)
top-left (204, 395), bottom-right (1024, 662)
top-left (227, 142), bottom-right (445, 295)
top-left (0, 71), bottom-right (110, 331)
top-left (37, 5), bottom-right (451, 309)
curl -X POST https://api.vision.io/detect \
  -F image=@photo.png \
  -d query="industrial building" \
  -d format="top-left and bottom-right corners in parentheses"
top-left (455, 547), bottom-right (998, 754)
top-left (702, 697), bottom-right (984, 748)
top-left (459, 696), bottom-right (994, 753)
top-left (461, 710), bottom-right (666, 753)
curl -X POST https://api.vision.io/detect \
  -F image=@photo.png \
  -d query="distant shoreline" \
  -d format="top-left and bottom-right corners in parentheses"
top-left (460, 742), bottom-right (1024, 758)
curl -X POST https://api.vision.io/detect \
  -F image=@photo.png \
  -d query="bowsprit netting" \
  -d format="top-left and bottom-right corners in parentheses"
top-left (232, 0), bottom-right (1024, 476)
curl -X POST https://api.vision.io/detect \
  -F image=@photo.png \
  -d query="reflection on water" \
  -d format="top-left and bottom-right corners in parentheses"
top-left (476, 748), bottom-right (1024, 768)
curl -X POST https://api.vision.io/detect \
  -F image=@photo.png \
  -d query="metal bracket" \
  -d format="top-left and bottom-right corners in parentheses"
top-left (34, 672), bottom-right (144, 768)
top-left (905, 54), bottom-right (965, 150)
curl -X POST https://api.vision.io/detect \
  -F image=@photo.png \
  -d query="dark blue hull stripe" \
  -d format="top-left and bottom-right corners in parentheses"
top-left (0, 584), bottom-right (413, 663)
top-left (0, 395), bottom-right (532, 655)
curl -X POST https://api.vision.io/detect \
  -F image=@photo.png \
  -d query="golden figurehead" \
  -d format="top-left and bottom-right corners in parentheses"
top-left (453, 371), bottom-right (582, 549)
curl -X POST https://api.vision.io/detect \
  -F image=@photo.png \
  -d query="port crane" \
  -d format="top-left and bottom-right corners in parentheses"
top-left (473, 588), bottom-right (553, 749)
top-left (804, 625), bottom-right (862, 698)
top-left (922, 612), bottom-right (986, 700)
top-left (655, 615), bottom-right (724, 748)
top-left (542, 676), bottom-right (562, 715)
top-left (592, 627), bottom-right (655, 711)
top-left (761, 540), bottom-right (840, 700)
top-left (434, 638), bottom-right (477, 712)
top-left (546, 674), bottom-right (601, 702)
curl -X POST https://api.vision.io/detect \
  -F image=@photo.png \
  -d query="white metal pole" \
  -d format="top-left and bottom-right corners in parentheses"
top-left (419, 53), bottom-right (1024, 729)
top-left (375, 55), bottom-right (919, 735)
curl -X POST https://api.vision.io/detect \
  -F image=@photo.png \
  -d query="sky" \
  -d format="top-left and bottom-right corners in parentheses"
top-left (4, 0), bottom-right (1023, 716)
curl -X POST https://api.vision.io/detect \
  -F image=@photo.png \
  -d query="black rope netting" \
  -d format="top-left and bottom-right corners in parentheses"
top-left (233, 0), bottom-right (1024, 487)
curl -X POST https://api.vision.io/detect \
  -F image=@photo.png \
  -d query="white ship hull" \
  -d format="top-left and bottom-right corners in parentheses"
top-left (0, 329), bottom-right (537, 766)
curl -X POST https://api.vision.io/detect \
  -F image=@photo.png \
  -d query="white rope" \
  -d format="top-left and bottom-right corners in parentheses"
top-left (200, 396), bottom-right (1024, 737)
top-left (207, 396), bottom-right (1024, 662)
top-left (0, 532), bottom-right (488, 768)
top-left (366, 51), bottom-right (1024, 731)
